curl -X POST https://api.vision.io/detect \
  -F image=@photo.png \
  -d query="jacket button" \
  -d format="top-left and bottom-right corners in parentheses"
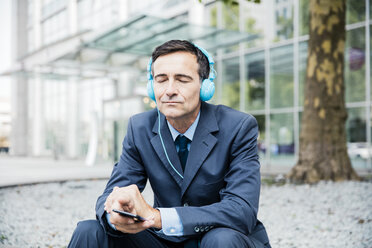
top-left (194, 227), bottom-right (200, 233)
top-left (183, 203), bottom-right (189, 207)
top-left (200, 227), bottom-right (205, 232)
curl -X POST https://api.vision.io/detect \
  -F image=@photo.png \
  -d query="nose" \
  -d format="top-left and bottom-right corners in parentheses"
top-left (165, 80), bottom-right (178, 97)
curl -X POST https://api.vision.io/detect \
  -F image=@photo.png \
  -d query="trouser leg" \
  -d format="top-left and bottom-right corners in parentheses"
top-left (68, 219), bottom-right (183, 248)
top-left (68, 220), bottom-right (108, 248)
top-left (200, 227), bottom-right (266, 248)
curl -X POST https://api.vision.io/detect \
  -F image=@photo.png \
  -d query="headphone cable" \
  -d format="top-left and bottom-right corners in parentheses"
top-left (157, 107), bottom-right (184, 179)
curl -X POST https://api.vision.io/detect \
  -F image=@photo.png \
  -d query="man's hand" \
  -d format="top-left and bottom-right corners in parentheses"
top-left (104, 184), bottom-right (162, 234)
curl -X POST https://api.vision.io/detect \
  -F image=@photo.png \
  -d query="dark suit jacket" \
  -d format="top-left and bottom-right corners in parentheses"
top-left (96, 102), bottom-right (270, 246)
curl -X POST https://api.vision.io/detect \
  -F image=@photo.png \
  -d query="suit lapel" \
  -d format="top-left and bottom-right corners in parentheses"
top-left (181, 102), bottom-right (219, 196)
top-left (151, 112), bottom-right (184, 187)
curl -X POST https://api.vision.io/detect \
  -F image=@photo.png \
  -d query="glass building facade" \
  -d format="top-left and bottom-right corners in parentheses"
top-left (9, 0), bottom-right (372, 171)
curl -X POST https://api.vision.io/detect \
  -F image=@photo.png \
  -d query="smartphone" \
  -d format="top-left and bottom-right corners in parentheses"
top-left (112, 209), bottom-right (147, 222)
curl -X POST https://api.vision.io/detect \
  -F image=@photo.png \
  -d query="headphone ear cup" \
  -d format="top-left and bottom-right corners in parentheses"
top-left (147, 79), bottom-right (155, 101)
top-left (200, 79), bottom-right (215, 101)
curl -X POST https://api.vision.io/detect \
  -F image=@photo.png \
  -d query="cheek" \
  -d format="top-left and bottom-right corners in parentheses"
top-left (183, 88), bottom-right (200, 106)
top-left (154, 87), bottom-right (165, 101)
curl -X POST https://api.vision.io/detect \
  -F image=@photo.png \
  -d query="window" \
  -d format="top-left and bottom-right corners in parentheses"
top-left (274, 0), bottom-right (293, 42)
top-left (242, 1), bottom-right (265, 48)
top-left (221, 57), bottom-right (240, 110)
top-left (298, 41), bottom-right (308, 106)
top-left (346, 107), bottom-right (368, 169)
top-left (346, 0), bottom-right (365, 24)
top-left (347, 107), bottom-right (367, 143)
top-left (299, 0), bottom-right (309, 36)
top-left (270, 113), bottom-right (295, 165)
top-left (245, 51), bottom-right (265, 111)
top-left (77, 0), bottom-right (119, 31)
top-left (42, 9), bottom-right (68, 45)
top-left (345, 27), bottom-right (366, 103)
top-left (270, 44), bottom-right (294, 108)
top-left (254, 114), bottom-right (266, 163)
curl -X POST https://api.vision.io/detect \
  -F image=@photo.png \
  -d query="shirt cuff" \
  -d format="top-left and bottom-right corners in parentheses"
top-left (158, 208), bottom-right (184, 236)
top-left (106, 212), bottom-right (117, 230)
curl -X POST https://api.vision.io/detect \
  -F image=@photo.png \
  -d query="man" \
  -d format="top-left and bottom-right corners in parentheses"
top-left (68, 40), bottom-right (270, 248)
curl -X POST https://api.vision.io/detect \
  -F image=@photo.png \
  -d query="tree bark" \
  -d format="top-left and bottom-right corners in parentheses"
top-left (288, 0), bottom-right (359, 183)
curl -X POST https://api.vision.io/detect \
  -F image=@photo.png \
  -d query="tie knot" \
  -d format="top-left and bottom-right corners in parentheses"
top-left (176, 135), bottom-right (190, 151)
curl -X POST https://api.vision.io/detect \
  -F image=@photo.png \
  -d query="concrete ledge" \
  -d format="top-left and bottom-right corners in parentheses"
top-left (0, 156), bottom-right (112, 188)
top-left (0, 156), bottom-right (371, 188)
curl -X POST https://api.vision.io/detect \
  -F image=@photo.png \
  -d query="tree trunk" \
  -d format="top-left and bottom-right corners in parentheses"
top-left (288, 0), bottom-right (359, 183)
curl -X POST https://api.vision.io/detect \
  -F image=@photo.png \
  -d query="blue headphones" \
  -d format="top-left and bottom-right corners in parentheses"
top-left (147, 44), bottom-right (216, 102)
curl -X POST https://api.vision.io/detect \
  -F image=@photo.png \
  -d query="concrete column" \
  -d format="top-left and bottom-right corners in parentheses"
top-left (11, 75), bottom-right (28, 156)
top-left (68, 0), bottom-right (78, 35)
top-left (10, 0), bottom-right (29, 156)
top-left (188, 0), bottom-right (204, 25)
top-left (66, 79), bottom-right (78, 159)
top-left (117, 72), bottom-right (131, 97)
top-left (31, 77), bottom-right (44, 156)
top-left (33, 0), bottom-right (42, 50)
top-left (117, 0), bottom-right (129, 22)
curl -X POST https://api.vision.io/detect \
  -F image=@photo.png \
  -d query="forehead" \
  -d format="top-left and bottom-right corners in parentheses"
top-left (153, 51), bottom-right (199, 75)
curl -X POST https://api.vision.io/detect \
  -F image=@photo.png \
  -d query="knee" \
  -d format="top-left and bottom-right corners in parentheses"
top-left (200, 228), bottom-right (246, 248)
top-left (68, 220), bottom-right (106, 248)
top-left (75, 220), bottom-right (102, 235)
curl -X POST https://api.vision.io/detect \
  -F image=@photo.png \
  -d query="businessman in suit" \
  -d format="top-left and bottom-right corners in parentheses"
top-left (68, 40), bottom-right (270, 248)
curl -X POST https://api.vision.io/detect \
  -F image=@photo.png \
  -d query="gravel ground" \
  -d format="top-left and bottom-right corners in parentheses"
top-left (0, 180), bottom-right (371, 248)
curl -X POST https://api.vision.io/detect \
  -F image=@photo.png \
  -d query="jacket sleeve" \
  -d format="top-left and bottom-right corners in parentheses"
top-left (95, 117), bottom-right (148, 237)
top-left (175, 115), bottom-right (261, 237)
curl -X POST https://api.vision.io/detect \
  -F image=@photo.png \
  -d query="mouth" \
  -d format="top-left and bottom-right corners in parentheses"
top-left (162, 101), bottom-right (182, 104)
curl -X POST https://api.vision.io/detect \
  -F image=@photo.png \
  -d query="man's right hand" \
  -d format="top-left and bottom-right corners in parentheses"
top-left (104, 185), bottom-right (161, 234)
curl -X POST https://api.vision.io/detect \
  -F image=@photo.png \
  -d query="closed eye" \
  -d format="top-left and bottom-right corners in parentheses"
top-left (154, 75), bottom-right (168, 83)
top-left (175, 74), bottom-right (193, 83)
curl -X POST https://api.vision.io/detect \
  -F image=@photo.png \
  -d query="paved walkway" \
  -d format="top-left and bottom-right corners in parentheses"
top-left (0, 155), bottom-right (371, 188)
top-left (0, 156), bottom-right (113, 187)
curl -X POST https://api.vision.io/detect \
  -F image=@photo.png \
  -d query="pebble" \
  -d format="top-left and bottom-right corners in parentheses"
top-left (0, 180), bottom-right (371, 248)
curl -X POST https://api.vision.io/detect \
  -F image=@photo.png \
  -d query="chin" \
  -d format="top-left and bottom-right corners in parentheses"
top-left (161, 109), bottom-right (182, 119)
top-left (164, 112), bottom-right (182, 119)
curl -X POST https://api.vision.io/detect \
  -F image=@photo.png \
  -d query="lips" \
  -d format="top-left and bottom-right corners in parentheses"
top-left (162, 101), bottom-right (182, 104)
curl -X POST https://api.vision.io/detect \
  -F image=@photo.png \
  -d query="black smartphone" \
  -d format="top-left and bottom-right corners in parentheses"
top-left (112, 209), bottom-right (147, 222)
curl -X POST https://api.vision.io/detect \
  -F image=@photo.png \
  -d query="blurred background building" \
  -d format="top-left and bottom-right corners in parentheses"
top-left (2, 0), bottom-right (371, 171)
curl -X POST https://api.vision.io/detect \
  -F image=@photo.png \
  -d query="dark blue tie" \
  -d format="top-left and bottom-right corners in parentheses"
top-left (175, 135), bottom-right (190, 172)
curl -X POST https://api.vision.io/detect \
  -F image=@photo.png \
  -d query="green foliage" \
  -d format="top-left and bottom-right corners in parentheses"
top-left (222, 80), bottom-right (240, 110)
top-left (270, 75), bottom-right (294, 108)
top-left (274, 8), bottom-right (294, 41)
top-left (0, 234), bottom-right (8, 243)
top-left (299, 0), bottom-right (309, 35)
top-left (210, 5), bottom-right (217, 27)
top-left (209, 2), bottom-right (239, 31)
top-left (346, 0), bottom-right (366, 24)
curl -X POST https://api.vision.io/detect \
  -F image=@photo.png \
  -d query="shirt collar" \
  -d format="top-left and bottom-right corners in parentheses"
top-left (167, 111), bottom-right (200, 142)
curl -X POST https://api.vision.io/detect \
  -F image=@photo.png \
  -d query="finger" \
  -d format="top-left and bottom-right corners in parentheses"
top-left (117, 196), bottom-right (134, 209)
top-left (111, 213), bottom-right (136, 225)
top-left (115, 219), bottom-right (155, 234)
top-left (105, 195), bottom-right (114, 212)
top-left (122, 204), bottom-right (135, 214)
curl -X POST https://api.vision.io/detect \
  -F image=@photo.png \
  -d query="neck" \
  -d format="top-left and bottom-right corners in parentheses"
top-left (167, 104), bottom-right (201, 134)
